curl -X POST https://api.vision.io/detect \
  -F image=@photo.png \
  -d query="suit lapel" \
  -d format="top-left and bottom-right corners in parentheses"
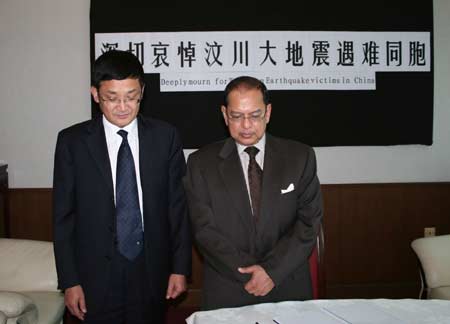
top-left (137, 116), bottom-right (156, 217)
top-left (86, 117), bottom-right (114, 197)
top-left (137, 116), bottom-right (150, 208)
top-left (258, 134), bottom-right (284, 232)
top-left (218, 138), bottom-right (254, 233)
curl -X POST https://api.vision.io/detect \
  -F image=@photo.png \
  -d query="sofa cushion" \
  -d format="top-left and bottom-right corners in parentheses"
top-left (430, 287), bottom-right (450, 300)
top-left (0, 291), bottom-right (38, 324)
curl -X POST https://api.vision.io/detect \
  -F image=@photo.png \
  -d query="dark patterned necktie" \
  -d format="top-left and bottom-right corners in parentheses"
top-left (116, 130), bottom-right (143, 260)
top-left (245, 146), bottom-right (263, 221)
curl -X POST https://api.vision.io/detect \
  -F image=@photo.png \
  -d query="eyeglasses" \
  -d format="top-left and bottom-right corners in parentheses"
top-left (227, 110), bottom-right (266, 123)
top-left (99, 95), bottom-right (141, 107)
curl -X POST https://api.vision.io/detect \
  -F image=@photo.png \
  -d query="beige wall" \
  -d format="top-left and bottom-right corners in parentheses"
top-left (0, 0), bottom-right (449, 187)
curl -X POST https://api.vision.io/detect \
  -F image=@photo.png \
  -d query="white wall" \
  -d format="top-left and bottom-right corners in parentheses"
top-left (0, 0), bottom-right (449, 187)
top-left (0, 0), bottom-right (91, 188)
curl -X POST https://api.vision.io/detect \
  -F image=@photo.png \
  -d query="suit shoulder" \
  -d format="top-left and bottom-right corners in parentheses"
top-left (140, 115), bottom-right (174, 130)
top-left (139, 116), bottom-right (179, 135)
top-left (270, 135), bottom-right (313, 154)
top-left (57, 119), bottom-right (93, 139)
top-left (187, 140), bottom-right (226, 163)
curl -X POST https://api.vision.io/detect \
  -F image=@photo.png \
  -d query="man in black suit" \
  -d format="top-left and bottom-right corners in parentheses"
top-left (184, 76), bottom-right (323, 310)
top-left (53, 50), bottom-right (191, 323)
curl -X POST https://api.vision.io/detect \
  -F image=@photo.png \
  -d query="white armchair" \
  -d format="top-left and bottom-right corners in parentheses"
top-left (0, 238), bottom-right (64, 324)
top-left (411, 234), bottom-right (450, 300)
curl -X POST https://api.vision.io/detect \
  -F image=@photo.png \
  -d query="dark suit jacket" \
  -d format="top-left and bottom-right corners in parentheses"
top-left (53, 115), bottom-right (191, 315)
top-left (183, 134), bottom-right (323, 310)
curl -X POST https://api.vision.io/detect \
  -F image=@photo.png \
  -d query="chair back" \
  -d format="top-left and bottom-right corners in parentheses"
top-left (0, 238), bottom-right (59, 292)
top-left (309, 224), bottom-right (325, 299)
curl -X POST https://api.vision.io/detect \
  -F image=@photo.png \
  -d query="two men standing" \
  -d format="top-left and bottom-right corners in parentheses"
top-left (53, 50), bottom-right (322, 323)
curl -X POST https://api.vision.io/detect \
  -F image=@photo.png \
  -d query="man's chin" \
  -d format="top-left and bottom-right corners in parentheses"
top-left (236, 137), bottom-right (258, 146)
top-left (112, 118), bottom-right (133, 128)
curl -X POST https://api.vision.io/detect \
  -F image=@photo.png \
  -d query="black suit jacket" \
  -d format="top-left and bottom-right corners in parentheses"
top-left (183, 134), bottom-right (323, 310)
top-left (53, 115), bottom-right (191, 314)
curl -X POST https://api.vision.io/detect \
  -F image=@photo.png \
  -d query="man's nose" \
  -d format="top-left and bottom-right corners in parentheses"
top-left (117, 100), bottom-right (128, 110)
top-left (242, 117), bottom-right (252, 128)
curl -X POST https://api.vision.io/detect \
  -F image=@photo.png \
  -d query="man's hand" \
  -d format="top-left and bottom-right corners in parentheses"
top-left (64, 285), bottom-right (87, 321)
top-left (166, 274), bottom-right (187, 299)
top-left (238, 265), bottom-right (275, 296)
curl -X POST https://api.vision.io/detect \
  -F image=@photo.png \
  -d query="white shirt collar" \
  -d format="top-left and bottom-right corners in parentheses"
top-left (102, 115), bottom-right (138, 139)
top-left (236, 133), bottom-right (266, 156)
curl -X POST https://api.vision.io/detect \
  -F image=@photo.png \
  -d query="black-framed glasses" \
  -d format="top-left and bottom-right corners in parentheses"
top-left (227, 109), bottom-right (266, 123)
top-left (99, 95), bottom-right (141, 107)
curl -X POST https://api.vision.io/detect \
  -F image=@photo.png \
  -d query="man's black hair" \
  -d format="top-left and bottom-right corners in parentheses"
top-left (223, 76), bottom-right (270, 106)
top-left (91, 50), bottom-right (144, 89)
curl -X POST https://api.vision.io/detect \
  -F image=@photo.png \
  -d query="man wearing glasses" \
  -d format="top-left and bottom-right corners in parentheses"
top-left (184, 76), bottom-right (323, 310)
top-left (53, 50), bottom-right (191, 323)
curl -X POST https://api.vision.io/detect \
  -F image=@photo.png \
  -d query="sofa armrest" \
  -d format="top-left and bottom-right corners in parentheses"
top-left (0, 310), bottom-right (6, 324)
top-left (0, 291), bottom-right (38, 324)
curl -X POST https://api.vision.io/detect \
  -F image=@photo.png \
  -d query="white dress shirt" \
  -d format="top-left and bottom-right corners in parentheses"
top-left (103, 116), bottom-right (144, 227)
top-left (236, 134), bottom-right (266, 211)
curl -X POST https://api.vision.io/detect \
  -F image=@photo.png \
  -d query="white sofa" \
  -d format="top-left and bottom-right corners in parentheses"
top-left (0, 238), bottom-right (64, 324)
top-left (411, 234), bottom-right (450, 300)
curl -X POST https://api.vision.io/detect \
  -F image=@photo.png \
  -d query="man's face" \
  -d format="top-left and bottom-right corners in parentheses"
top-left (221, 88), bottom-right (272, 146)
top-left (91, 78), bottom-right (142, 128)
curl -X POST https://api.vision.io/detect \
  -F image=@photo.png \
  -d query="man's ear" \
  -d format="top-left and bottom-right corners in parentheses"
top-left (90, 86), bottom-right (100, 103)
top-left (264, 103), bottom-right (272, 124)
top-left (221, 105), bottom-right (229, 126)
top-left (140, 84), bottom-right (145, 102)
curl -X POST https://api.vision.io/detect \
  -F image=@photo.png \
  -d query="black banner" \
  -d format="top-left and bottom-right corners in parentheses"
top-left (90, 0), bottom-right (433, 148)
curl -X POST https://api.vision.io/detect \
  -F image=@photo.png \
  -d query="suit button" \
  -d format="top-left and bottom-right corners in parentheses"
top-left (105, 255), bottom-right (111, 261)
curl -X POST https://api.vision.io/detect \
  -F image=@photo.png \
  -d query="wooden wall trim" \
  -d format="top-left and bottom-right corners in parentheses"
top-left (8, 188), bottom-right (53, 241)
top-left (321, 182), bottom-right (450, 298)
top-left (6, 183), bottom-right (450, 304)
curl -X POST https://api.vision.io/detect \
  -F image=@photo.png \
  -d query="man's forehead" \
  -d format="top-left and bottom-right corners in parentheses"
top-left (230, 87), bottom-right (263, 98)
top-left (227, 106), bottom-right (264, 114)
top-left (226, 90), bottom-right (265, 111)
top-left (99, 79), bottom-right (141, 92)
